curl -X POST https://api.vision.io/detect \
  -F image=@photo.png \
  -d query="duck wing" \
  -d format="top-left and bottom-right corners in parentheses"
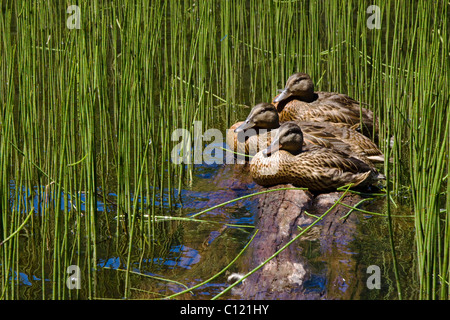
top-left (296, 147), bottom-right (373, 173)
top-left (299, 121), bottom-right (383, 162)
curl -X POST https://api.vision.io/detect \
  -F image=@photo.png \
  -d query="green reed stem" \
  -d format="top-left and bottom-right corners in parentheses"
top-left (0, 208), bottom-right (34, 246)
top-left (163, 229), bottom-right (259, 300)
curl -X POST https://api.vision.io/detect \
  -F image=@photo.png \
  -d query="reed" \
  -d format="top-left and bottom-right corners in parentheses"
top-left (0, 0), bottom-right (448, 300)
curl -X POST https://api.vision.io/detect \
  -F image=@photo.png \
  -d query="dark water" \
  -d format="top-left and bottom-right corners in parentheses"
top-left (7, 159), bottom-right (257, 299)
top-left (8, 152), bottom-right (417, 300)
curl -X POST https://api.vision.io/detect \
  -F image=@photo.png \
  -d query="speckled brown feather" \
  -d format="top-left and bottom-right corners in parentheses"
top-left (249, 121), bottom-right (383, 192)
top-left (272, 73), bottom-right (377, 138)
top-left (227, 122), bottom-right (351, 159)
top-left (250, 147), bottom-right (380, 192)
top-left (298, 121), bottom-right (383, 161)
top-left (226, 121), bottom-right (276, 156)
top-left (273, 93), bottom-right (375, 134)
top-left (227, 120), bottom-right (383, 163)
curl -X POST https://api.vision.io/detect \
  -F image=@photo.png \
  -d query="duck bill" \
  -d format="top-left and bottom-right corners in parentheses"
top-left (234, 119), bottom-right (255, 133)
top-left (273, 89), bottom-right (291, 103)
top-left (262, 138), bottom-right (281, 157)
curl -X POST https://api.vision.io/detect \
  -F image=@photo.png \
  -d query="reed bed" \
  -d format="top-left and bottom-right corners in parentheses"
top-left (0, 0), bottom-right (448, 299)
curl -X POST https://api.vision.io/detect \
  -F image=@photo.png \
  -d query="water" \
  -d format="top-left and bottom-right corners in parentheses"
top-left (5, 156), bottom-right (418, 300)
top-left (5, 159), bottom-right (260, 299)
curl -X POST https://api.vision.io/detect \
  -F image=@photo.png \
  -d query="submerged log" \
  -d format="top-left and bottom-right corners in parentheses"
top-left (235, 184), bottom-right (366, 300)
top-left (237, 185), bottom-right (315, 299)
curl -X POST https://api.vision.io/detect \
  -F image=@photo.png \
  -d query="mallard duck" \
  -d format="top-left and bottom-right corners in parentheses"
top-left (250, 122), bottom-right (384, 192)
top-left (227, 103), bottom-right (383, 163)
top-left (226, 103), bottom-right (279, 157)
top-left (273, 73), bottom-right (376, 137)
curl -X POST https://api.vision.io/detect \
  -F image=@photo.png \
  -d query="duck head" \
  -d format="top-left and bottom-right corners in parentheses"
top-left (262, 122), bottom-right (304, 156)
top-left (274, 72), bottom-right (315, 103)
top-left (234, 102), bottom-right (280, 133)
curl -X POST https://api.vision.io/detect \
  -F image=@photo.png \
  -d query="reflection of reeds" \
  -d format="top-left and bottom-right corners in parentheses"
top-left (0, 0), bottom-right (448, 299)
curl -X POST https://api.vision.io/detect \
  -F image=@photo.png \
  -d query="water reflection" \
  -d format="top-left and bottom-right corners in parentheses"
top-left (6, 154), bottom-right (417, 300)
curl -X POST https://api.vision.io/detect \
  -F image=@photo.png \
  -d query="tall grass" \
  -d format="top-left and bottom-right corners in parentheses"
top-left (0, 0), bottom-right (448, 299)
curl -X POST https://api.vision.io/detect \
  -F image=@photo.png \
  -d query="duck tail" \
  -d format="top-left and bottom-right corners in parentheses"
top-left (367, 155), bottom-right (385, 163)
top-left (376, 171), bottom-right (386, 180)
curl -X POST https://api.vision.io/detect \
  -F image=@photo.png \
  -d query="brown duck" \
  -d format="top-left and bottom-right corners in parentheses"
top-left (226, 103), bottom-right (279, 158)
top-left (226, 103), bottom-right (383, 163)
top-left (250, 122), bottom-right (384, 192)
top-left (273, 73), bottom-right (376, 137)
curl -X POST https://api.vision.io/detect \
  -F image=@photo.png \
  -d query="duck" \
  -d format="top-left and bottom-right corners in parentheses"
top-left (226, 102), bottom-right (383, 163)
top-left (273, 73), bottom-right (376, 137)
top-left (226, 103), bottom-right (279, 158)
top-left (250, 122), bottom-right (384, 192)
